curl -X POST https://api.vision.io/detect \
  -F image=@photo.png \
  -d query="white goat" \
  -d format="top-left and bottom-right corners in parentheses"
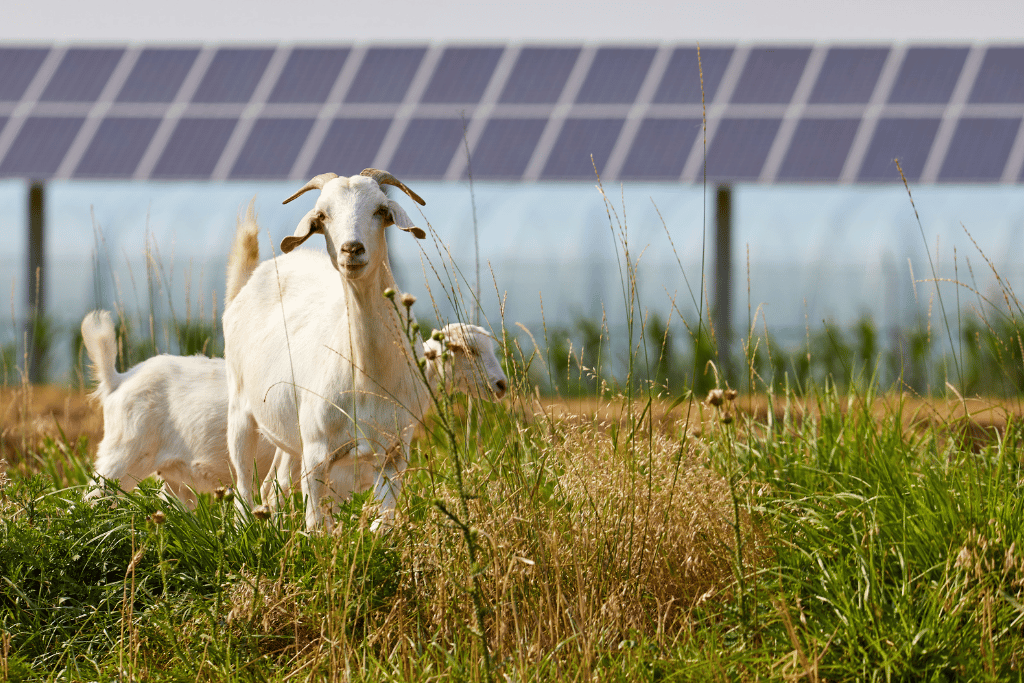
top-left (223, 168), bottom-right (489, 529)
top-left (80, 310), bottom-right (278, 507)
top-left (260, 321), bottom-right (508, 512)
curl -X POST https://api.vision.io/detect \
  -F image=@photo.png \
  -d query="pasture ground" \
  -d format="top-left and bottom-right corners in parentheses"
top-left (2, 384), bottom-right (1024, 681)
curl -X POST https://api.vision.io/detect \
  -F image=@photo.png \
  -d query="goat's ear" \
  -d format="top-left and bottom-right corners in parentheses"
top-left (387, 200), bottom-right (426, 239)
top-left (280, 209), bottom-right (323, 253)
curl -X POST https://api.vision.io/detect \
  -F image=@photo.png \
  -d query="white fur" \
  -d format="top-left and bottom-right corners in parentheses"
top-left (80, 310), bottom-right (277, 507)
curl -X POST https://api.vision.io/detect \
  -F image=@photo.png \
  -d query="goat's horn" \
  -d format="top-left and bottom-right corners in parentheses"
top-left (360, 168), bottom-right (426, 206)
top-left (282, 173), bottom-right (339, 205)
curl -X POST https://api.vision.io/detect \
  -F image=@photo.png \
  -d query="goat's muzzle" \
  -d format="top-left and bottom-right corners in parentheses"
top-left (494, 379), bottom-right (508, 399)
top-left (340, 241), bottom-right (365, 257)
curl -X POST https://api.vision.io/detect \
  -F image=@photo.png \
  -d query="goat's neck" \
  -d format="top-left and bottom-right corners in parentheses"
top-left (333, 260), bottom-right (414, 375)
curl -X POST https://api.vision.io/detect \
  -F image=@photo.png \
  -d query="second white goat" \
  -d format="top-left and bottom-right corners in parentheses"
top-left (80, 309), bottom-right (277, 507)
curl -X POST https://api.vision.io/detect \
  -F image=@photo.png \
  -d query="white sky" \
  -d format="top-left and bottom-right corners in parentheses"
top-left (4, 0), bottom-right (1024, 42)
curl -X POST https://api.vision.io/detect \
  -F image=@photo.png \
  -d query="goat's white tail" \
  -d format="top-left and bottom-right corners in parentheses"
top-left (226, 199), bottom-right (261, 306)
top-left (80, 310), bottom-right (121, 401)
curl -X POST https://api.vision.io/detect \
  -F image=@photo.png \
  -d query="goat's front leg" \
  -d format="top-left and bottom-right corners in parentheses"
top-left (370, 442), bottom-right (408, 532)
top-left (300, 442), bottom-right (332, 530)
top-left (227, 406), bottom-right (260, 510)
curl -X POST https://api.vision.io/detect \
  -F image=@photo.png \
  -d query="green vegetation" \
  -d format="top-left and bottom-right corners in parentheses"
top-left (4, 155), bottom-right (1024, 681)
top-left (3, 370), bottom-right (1024, 680)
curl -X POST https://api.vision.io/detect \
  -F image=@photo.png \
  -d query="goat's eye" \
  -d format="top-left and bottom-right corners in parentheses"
top-left (374, 206), bottom-right (390, 220)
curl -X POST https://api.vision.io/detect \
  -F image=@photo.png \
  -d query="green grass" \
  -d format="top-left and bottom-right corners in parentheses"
top-left (2, 382), bottom-right (1023, 681)
top-left (6, 153), bottom-right (1024, 680)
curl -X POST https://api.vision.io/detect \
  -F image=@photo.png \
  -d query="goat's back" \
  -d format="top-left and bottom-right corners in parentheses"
top-left (101, 354), bottom-right (230, 455)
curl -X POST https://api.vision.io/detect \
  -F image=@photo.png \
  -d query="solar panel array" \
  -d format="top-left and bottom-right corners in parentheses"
top-left (0, 43), bottom-right (1022, 183)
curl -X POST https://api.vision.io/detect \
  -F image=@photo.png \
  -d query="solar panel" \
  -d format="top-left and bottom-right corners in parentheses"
top-left (653, 47), bottom-right (733, 104)
top-left (731, 48), bottom-right (811, 104)
top-left (309, 118), bottom-right (392, 176)
top-left (499, 47), bottom-right (579, 104)
top-left (421, 47), bottom-right (503, 104)
top-left (117, 49), bottom-right (198, 103)
top-left (230, 118), bottom-right (314, 179)
top-left (74, 117), bottom-right (160, 178)
top-left (192, 48), bottom-right (273, 103)
top-left (888, 47), bottom-right (968, 104)
top-left (268, 48), bottom-right (349, 103)
top-left (469, 118), bottom-right (547, 179)
top-left (858, 118), bottom-right (940, 181)
top-left (345, 47), bottom-right (426, 104)
top-left (0, 48), bottom-right (48, 102)
top-left (576, 48), bottom-right (656, 104)
top-left (150, 118), bottom-right (237, 178)
top-left (0, 117), bottom-right (84, 176)
top-left (777, 118), bottom-right (860, 181)
top-left (39, 48), bottom-right (123, 102)
top-left (705, 118), bottom-right (781, 179)
top-left (809, 48), bottom-right (888, 104)
top-left (619, 118), bottom-right (701, 179)
top-left (542, 118), bottom-right (624, 179)
top-left (0, 41), bottom-right (1019, 184)
top-left (389, 118), bottom-right (465, 178)
top-left (969, 47), bottom-right (1024, 103)
top-left (939, 117), bottom-right (1021, 181)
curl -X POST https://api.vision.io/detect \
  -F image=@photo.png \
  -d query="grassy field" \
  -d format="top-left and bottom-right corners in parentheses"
top-left (2, 379), bottom-right (1024, 681)
top-left (4, 162), bottom-right (1024, 679)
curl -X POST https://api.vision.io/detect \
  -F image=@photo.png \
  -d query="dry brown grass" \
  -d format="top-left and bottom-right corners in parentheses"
top-left (352, 401), bottom-right (760, 673)
top-left (0, 385), bottom-right (102, 473)
top-left (4, 385), bottom-right (1022, 472)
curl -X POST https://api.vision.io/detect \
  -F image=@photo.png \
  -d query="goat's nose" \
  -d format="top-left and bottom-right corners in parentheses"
top-left (340, 240), bottom-right (365, 256)
top-left (495, 379), bottom-right (508, 397)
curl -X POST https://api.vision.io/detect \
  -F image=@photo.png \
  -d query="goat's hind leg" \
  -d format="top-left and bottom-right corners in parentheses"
top-left (299, 442), bottom-right (333, 531)
top-left (87, 440), bottom-right (157, 502)
top-left (370, 442), bottom-right (408, 532)
top-left (261, 448), bottom-right (298, 510)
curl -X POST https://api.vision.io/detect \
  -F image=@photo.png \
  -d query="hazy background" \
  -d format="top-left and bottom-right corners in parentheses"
top-left (3, 0), bottom-right (1024, 386)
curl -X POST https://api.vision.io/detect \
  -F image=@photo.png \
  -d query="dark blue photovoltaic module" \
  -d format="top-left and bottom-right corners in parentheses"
top-left (0, 42), bottom-right (1016, 183)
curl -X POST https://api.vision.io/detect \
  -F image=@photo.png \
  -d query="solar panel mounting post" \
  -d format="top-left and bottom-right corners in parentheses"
top-left (26, 180), bottom-right (46, 383)
top-left (714, 184), bottom-right (732, 386)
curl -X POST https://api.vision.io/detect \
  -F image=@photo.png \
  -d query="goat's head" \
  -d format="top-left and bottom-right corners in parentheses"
top-left (280, 169), bottom-right (426, 280)
top-left (424, 323), bottom-right (508, 400)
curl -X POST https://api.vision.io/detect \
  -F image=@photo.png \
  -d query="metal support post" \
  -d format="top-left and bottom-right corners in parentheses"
top-left (714, 184), bottom-right (732, 383)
